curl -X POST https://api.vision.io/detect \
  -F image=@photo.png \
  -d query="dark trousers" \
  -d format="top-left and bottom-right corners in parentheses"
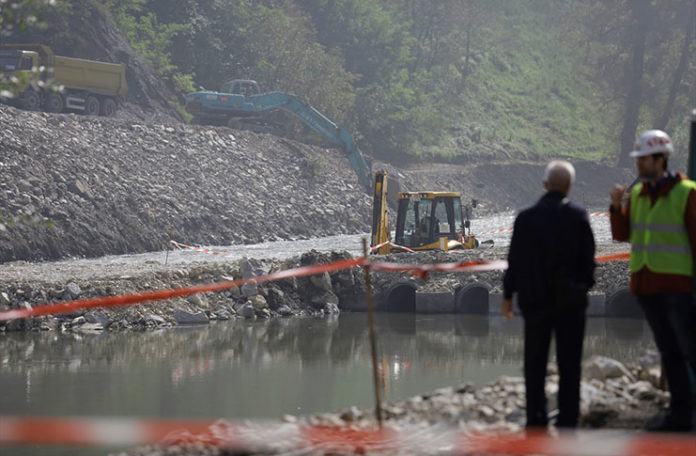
top-left (523, 308), bottom-right (586, 428)
top-left (638, 293), bottom-right (696, 424)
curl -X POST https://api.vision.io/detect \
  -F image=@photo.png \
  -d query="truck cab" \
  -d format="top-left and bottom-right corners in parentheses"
top-left (0, 49), bottom-right (37, 76)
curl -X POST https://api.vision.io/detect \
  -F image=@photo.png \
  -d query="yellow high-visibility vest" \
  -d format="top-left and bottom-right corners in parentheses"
top-left (629, 179), bottom-right (696, 276)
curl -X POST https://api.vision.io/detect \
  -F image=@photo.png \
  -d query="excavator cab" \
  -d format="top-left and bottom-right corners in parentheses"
top-left (219, 79), bottom-right (260, 97)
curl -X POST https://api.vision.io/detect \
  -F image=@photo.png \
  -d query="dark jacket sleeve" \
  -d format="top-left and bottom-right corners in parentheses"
top-left (503, 214), bottom-right (523, 299)
top-left (577, 210), bottom-right (596, 289)
top-left (685, 190), bottom-right (696, 263)
top-left (610, 199), bottom-right (631, 242)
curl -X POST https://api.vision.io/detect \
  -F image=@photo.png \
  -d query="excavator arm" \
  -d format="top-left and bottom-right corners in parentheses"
top-left (257, 93), bottom-right (372, 192)
top-left (186, 88), bottom-right (372, 192)
top-left (371, 171), bottom-right (391, 254)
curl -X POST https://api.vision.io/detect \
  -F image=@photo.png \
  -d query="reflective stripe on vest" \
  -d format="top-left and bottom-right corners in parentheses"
top-left (629, 180), bottom-right (696, 276)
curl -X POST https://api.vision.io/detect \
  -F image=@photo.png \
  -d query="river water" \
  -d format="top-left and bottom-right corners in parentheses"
top-left (1, 315), bottom-right (651, 456)
top-left (0, 209), bottom-right (634, 455)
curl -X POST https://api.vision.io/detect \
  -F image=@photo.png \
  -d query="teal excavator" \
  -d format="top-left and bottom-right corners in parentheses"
top-left (185, 79), bottom-right (372, 192)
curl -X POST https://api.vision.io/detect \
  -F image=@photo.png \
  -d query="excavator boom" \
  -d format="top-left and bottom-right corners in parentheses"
top-left (186, 83), bottom-right (372, 192)
top-left (371, 171), bottom-right (391, 254)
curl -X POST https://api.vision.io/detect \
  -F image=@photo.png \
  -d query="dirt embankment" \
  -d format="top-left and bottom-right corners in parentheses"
top-left (0, 100), bottom-right (635, 264)
top-left (0, 104), bottom-right (373, 262)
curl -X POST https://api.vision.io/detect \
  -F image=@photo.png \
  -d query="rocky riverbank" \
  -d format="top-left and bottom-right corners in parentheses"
top-left (0, 243), bottom-right (630, 332)
top-left (114, 355), bottom-right (666, 456)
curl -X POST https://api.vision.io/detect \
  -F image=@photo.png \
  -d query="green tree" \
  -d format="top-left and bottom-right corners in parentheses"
top-left (149, 0), bottom-right (358, 126)
top-left (0, 0), bottom-right (53, 36)
top-left (102, 0), bottom-right (188, 80)
top-left (301, 0), bottom-right (414, 86)
top-left (302, 0), bottom-right (452, 161)
top-left (563, 0), bottom-right (695, 166)
top-left (0, 0), bottom-right (57, 98)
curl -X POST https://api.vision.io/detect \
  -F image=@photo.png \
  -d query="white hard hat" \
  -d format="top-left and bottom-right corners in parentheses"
top-left (629, 129), bottom-right (674, 157)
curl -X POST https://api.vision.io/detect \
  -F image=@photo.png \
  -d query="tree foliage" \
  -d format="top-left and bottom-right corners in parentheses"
top-left (0, 0), bottom-right (57, 98)
top-left (102, 0), bottom-right (191, 90)
top-left (4, 0), bottom-right (695, 166)
top-left (0, 0), bottom-right (54, 36)
top-left (563, 0), bottom-right (696, 166)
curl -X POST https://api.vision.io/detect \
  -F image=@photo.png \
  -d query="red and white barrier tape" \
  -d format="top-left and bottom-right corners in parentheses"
top-left (0, 416), bottom-right (694, 455)
top-left (473, 227), bottom-right (514, 237)
top-left (0, 256), bottom-right (366, 322)
top-left (0, 253), bottom-right (629, 322)
top-left (169, 240), bottom-right (232, 257)
top-left (369, 241), bottom-right (415, 253)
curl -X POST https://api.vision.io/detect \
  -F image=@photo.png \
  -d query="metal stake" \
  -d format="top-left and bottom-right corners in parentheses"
top-left (362, 237), bottom-right (383, 428)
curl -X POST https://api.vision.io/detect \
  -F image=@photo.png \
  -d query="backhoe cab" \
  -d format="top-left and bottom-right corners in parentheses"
top-left (371, 171), bottom-right (488, 254)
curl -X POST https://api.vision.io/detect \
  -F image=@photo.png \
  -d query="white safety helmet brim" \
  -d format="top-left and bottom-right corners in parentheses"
top-left (629, 149), bottom-right (672, 158)
top-left (629, 129), bottom-right (674, 158)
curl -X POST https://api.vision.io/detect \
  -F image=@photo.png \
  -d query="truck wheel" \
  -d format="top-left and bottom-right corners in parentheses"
top-left (45, 93), bottom-right (64, 113)
top-left (85, 96), bottom-right (100, 116)
top-left (20, 90), bottom-right (41, 111)
top-left (100, 98), bottom-right (117, 117)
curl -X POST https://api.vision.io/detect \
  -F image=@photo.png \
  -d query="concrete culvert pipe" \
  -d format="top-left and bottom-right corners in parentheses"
top-left (415, 291), bottom-right (455, 313)
top-left (605, 318), bottom-right (645, 340)
top-left (454, 283), bottom-right (490, 315)
top-left (380, 282), bottom-right (417, 313)
top-left (605, 286), bottom-right (643, 319)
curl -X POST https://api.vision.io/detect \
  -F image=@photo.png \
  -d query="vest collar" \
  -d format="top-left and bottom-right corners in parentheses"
top-left (640, 171), bottom-right (683, 198)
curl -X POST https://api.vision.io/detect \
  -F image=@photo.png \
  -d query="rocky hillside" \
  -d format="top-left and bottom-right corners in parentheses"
top-left (0, 104), bottom-right (372, 262)
top-left (5, 0), bottom-right (182, 122)
top-left (1, 0), bottom-right (645, 264)
top-left (0, 99), bottom-right (638, 264)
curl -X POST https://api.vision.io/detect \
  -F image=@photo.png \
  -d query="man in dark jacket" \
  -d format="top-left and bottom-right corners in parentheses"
top-left (502, 160), bottom-right (596, 429)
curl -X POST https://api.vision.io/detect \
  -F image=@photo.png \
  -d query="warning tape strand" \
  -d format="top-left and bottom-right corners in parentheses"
top-left (170, 240), bottom-right (233, 257)
top-left (1, 416), bottom-right (695, 455)
top-left (0, 257), bottom-right (365, 322)
top-left (0, 252), bottom-right (629, 322)
top-left (369, 241), bottom-right (415, 253)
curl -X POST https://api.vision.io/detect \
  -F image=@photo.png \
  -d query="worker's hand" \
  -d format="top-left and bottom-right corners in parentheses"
top-left (610, 184), bottom-right (627, 210)
top-left (501, 298), bottom-right (514, 321)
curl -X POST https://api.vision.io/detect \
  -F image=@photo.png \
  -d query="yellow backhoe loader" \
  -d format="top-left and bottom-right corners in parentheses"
top-left (370, 171), bottom-right (493, 254)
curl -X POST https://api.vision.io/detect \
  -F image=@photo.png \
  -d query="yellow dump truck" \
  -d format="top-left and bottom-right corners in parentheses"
top-left (0, 43), bottom-right (127, 116)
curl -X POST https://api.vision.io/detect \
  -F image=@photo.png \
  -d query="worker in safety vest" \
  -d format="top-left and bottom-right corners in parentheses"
top-left (610, 129), bottom-right (696, 432)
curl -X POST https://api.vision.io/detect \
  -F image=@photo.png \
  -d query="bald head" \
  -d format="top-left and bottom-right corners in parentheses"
top-left (543, 160), bottom-right (575, 196)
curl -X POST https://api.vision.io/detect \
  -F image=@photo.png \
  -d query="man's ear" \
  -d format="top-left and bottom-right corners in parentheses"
top-left (543, 181), bottom-right (549, 191)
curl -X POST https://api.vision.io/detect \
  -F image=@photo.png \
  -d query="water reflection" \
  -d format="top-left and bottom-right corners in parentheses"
top-left (0, 314), bottom-right (651, 423)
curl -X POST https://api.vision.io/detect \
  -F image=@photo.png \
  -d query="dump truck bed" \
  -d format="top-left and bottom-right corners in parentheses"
top-left (54, 56), bottom-right (127, 97)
